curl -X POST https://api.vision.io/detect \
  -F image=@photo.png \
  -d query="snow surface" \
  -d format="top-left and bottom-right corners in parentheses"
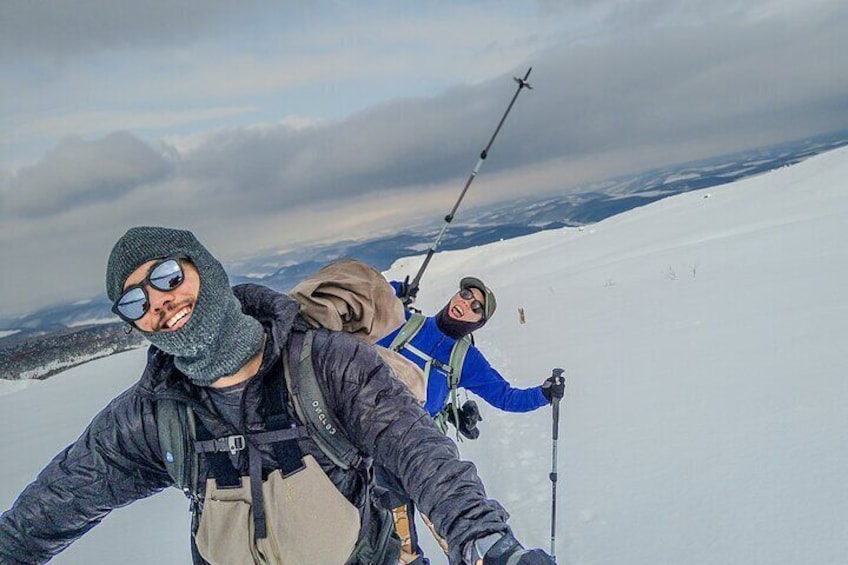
top-left (2, 147), bottom-right (847, 564)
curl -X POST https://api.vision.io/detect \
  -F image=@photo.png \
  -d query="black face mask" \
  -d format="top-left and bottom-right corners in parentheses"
top-left (435, 303), bottom-right (486, 339)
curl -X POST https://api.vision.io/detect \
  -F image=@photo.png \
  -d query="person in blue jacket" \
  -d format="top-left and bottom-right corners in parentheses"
top-left (378, 276), bottom-right (559, 419)
top-left (374, 276), bottom-right (564, 564)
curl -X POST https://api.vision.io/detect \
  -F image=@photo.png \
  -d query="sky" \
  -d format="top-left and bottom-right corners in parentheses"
top-left (2, 0), bottom-right (848, 317)
top-left (2, 145), bottom-right (845, 564)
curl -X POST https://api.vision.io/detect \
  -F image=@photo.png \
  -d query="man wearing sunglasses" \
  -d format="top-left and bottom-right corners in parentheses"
top-left (374, 277), bottom-right (564, 564)
top-left (0, 226), bottom-right (554, 565)
top-left (380, 277), bottom-right (562, 420)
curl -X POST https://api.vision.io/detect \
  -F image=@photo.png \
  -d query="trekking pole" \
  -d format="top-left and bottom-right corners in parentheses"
top-left (549, 367), bottom-right (566, 561)
top-left (402, 68), bottom-right (533, 305)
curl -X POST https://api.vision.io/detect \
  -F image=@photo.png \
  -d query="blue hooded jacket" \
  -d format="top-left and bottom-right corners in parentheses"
top-left (377, 284), bottom-right (548, 417)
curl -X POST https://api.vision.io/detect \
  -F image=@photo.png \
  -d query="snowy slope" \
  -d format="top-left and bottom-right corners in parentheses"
top-left (2, 147), bottom-right (847, 564)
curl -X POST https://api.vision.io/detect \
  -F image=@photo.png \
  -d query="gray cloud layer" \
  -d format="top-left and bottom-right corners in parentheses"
top-left (6, 132), bottom-right (172, 217)
top-left (0, 0), bottom-right (251, 59)
top-left (10, 4), bottom-right (844, 216)
top-left (2, 1), bottom-right (847, 316)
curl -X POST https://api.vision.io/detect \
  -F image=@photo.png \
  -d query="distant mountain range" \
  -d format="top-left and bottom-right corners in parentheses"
top-left (226, 129), bottom-right (848, 292)
top-left (2, 129), bottom-right (846, 379)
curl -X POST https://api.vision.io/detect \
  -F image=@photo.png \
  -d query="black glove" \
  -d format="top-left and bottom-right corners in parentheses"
top-left (446, 400), bottom-right (483, 439)
top-left (397, 275), bottom-right (419, 302)
top-left (541, 372), bottom-right (565, 403)
top-left (457, 400), bottom-right (483, 439)
top-left (479, 532), bottom-right (555, 565)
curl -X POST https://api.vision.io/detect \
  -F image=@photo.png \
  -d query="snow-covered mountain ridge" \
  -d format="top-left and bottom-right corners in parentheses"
top-left (1, 144), bottom-right (846, 564)
top-left (2, 130), bottom-right (845, 342)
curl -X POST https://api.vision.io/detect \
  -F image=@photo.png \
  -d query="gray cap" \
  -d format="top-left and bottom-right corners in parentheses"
top-left (460, 276), bottom-right (497, 320)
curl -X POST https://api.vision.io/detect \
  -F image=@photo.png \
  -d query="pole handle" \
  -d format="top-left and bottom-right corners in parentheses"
top-left (550, 367), bottom-right (564, 438)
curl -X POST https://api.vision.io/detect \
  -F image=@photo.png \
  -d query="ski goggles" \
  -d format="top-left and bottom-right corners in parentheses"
top-left (112, 255), bottom-right (187, 322)
top-left (458, 288), bottom-right (485, 316)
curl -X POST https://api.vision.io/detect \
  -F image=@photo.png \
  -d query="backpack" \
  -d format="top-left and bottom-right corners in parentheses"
top-left (387, 313), bottom-right (472, 434)
top-left (156, 326), bottom-right (400, 564)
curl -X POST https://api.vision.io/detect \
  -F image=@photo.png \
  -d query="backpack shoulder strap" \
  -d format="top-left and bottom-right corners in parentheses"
top-left (447, 335), bottom-right (472, 389)
top-left (437, 335), bottom-right (473, 435)
top-left (283, 328), bottom-right (363, 470)
top-left (285, 327), bottom-right (400, 563)
top-left (156, 397), bottom-right (198, 498)
top-left (388, 313), bottom-right (427, 351)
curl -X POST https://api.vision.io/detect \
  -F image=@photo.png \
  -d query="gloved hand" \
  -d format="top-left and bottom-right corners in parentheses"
top-left (397, 275), bottom-right (419, 302)
top-left (541, 372), bottom-right (565, 403)
top-left (474, 531), bottom-right (555, 565)
top-left (457, 400), bottom-right (483, 439)
top-left (446, 400), bottom-right (483, 439)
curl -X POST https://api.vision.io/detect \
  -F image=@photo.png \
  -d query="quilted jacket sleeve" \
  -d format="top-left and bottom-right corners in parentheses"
top-left (311, 329), bottom-right (511, 563)
top-left (0, 386), bottom-right (172, 564)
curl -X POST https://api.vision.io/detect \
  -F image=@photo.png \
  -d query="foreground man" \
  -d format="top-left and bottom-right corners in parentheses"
top-left (0, 226), bottom-right (553, 565)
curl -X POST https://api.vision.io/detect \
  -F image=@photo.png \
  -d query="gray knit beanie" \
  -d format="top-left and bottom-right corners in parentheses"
top-left (106, 226), bottom-right (265, 387)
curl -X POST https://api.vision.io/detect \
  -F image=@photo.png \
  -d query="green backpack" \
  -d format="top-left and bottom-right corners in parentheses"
top-left (387, 313), bottom-right (472, 434)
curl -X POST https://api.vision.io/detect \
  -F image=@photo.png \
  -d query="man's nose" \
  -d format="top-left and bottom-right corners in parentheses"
top-left (147, 286), bottom-right (176, 313)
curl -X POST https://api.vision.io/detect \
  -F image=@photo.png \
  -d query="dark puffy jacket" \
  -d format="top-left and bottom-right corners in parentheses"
top-left (0, 284), bottom-right (510, 564)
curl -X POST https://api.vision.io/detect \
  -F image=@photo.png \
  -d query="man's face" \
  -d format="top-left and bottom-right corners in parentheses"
top-left (447, 287), bottom-right (485, 323)
top-left (123, 258), bottom-right (201, 332)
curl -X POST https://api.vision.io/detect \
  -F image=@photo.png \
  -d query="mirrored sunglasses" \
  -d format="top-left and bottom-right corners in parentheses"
top-left (112, 255), bottom-right (187, 322)
top-left (458, 288), bottom-right (485, 316)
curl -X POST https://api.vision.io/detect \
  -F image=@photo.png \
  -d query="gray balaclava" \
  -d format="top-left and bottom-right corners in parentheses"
top-left (106, 226), bottom-right (265, 387)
